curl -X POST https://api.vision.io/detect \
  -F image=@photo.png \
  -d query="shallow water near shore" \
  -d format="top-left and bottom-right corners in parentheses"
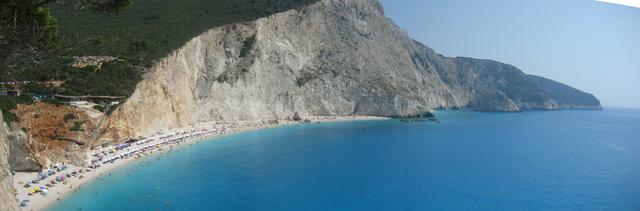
top-left (48, 108), bottom-right (640, 210)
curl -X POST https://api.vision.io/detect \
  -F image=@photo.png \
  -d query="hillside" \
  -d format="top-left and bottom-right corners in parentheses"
top-left (51, 0), bottom-right (321, 66)
top-left (411, 43), bottom-right (600, 111)
top-left (2, 0), bottom-right (320, 97)
top-left (527, 75), bottom-right (602, 110)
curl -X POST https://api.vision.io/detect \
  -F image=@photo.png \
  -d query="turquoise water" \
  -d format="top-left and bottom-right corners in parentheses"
top-left (49, 108), bottom-right (640, 210)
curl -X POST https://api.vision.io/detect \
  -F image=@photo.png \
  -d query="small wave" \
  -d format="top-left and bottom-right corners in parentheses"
top-left (600, 142), bottom-right (631, 153)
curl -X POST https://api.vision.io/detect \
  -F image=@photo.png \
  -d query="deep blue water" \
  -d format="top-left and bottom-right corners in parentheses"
top-left (49, 108), bottom-right (640, 210)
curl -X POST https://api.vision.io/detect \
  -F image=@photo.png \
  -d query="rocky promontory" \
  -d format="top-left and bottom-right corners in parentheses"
top-left (98, 0), bottom-right (601, 142)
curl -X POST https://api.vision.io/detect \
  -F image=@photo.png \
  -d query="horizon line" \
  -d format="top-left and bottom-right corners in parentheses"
top-left (602, 105), bottom-right (640, 109)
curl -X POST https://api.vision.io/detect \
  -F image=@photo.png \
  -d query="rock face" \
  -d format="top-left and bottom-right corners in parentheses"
top-left (292, 112), bottom-right (303, 121)
top-left (0, 112), bottom-right (20, 211)
top-left (6, 128), bottom-right (41, 172)
top-left (527, 75), bottom-right (602, 110)
top-left (13, 103), bottom-right (93, 169)
top-left (411, 44), bottom-right (601, 112)
top-left (100, 0), bottom-right (601, 141)
top-left (0, 102), bottom-right (92, 178)
top-left (413, 44), bottom-right (564, 112)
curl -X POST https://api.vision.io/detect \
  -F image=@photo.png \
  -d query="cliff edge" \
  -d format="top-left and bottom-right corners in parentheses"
top-left (1, 112), bottom-right (19, 211)
top-left (527, 75), bottom-right (602, 110)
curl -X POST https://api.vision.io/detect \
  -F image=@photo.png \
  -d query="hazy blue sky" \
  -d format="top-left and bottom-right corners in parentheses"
top-left (379, 0), bottom-right (640, 108)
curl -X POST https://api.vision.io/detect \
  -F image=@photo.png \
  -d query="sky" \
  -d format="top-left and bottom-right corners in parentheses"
top-left (379, 0), bottom-right (640, 108)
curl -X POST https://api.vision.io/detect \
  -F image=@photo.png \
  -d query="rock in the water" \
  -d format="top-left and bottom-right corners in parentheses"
top-left (293, 112), bottom-right (303, 122)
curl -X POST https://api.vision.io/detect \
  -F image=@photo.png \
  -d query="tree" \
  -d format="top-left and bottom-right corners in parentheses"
top-left (0, 0), bottom-right (133, 87)
top-left (1, 0), bottom-right (132, 49)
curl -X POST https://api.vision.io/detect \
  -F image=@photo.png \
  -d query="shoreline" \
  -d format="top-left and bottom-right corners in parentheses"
top-left (12, 116), bottom-right (389, 210)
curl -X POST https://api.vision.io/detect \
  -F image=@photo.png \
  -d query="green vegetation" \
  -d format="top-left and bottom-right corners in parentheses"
top-left (2, 0), bottom-right (319, 98)
top-left (1, 0), bottom-right (132, 69)
top-left (59, 61), bottom-right (142, 96)
top-left (69, 121), bottom-right (84, 131)
top-left (0, 97), bottom-right (19, 123)
top-left (15, 94), bottom-right (34, 105)
top-left (0, 94), bottom-right (32, 123)
top-left (106, 104), bottom-right (119, 115)
top-left (240, 35), bottom-right (257, 58)
top-left (93, 105), bottom-right (106, 112)
top-left (0, 0), bottom-right (319, 124)
top-left (63, 113), bottom-right (77, 122)
top-left (42, 98), bottom-right (64, 106)
top-left (50, 0), bottom-right (315, 60)
top-left (33, 6), bottom-right (59, 44)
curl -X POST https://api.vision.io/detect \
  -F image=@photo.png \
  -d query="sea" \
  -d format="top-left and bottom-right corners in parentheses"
top-left (48, 108), bottom-right (640, 210)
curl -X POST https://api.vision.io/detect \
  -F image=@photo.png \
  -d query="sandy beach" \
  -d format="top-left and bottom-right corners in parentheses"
top-left (12, 116), bottom-right (388, 210)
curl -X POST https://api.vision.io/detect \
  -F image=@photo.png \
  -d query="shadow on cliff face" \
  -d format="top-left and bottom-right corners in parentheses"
top-left (6, 129), bottom-right (42, 172)
top-left (0, 111), bottom-right (21, 211)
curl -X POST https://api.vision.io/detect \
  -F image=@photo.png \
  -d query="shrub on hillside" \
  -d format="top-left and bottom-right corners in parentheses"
top-left (93, 105), bottom-right (106, 112)
top-left (240, 35), bottom-right (256, 58)
top-left (0, 96), bottom-right (18, 123)
top-left (63, 113), bottom-right (77, 122)
top-left (43, 98), bottom-right (64, 106)
top-left (69, 121), bottom-right (84, 132)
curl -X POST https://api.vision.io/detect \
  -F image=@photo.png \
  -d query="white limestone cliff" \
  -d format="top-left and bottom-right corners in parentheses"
top-left (100, 0), bottom-right (601, 142)
top-left (0, 112), bottom-right (19, 211)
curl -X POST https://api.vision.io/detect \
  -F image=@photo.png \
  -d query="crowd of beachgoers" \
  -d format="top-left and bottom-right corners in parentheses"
top-left (13, 124), bottom-right (232, 209)
top-left (11, 116), bottom-right (387, 210)
top-left (90, 127), bottom-right (222, 167)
